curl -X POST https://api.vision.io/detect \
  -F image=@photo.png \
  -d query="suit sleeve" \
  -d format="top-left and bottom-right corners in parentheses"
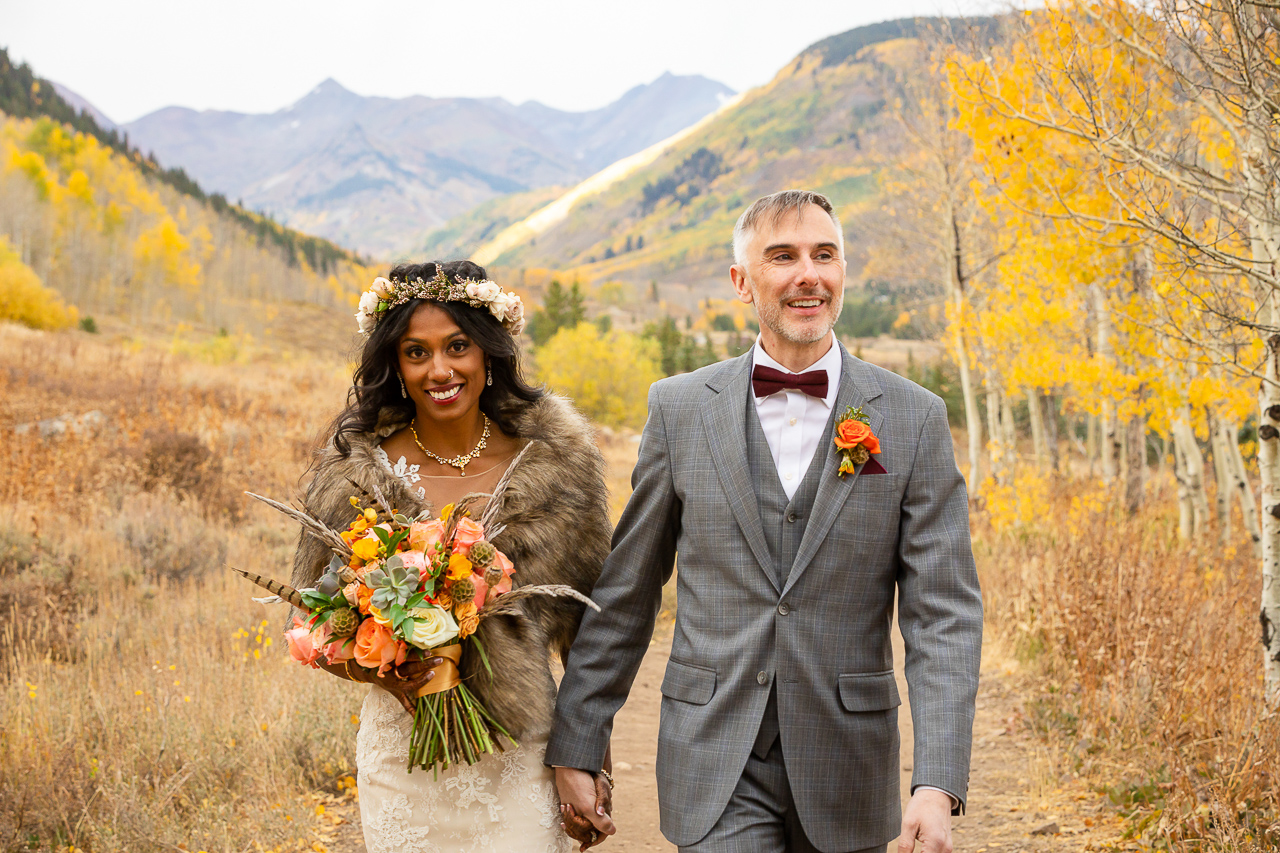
top-left (896, 395), bottom-right (983, 814)
top-left (544, 383), bottom-right (681, 770)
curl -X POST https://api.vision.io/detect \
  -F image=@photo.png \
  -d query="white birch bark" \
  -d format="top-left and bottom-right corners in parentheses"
top-left (1092, 284), bottom-right (1118, 483)
top-left (1026, 388), bottom-right (1047, 473)
top-left (1124, 417), bottom-right (1144, 514)
top-left (1222, 421), bottom-right (1263, 559)
top-left (1210, 418), bottom-right (1233, 544)
top-left (1258, 342), bottom-right (1280, 705)
top-left (1173, 415), bottom-right (1211, 537)
top-left (1001, 391), bottom-right (1017, 475)
top-left (1174, 433), bottom-right (1193, 541)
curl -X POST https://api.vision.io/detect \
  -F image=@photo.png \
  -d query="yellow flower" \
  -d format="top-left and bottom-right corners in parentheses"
top-left (440, 503), bottom-right (454, 522)
top-left (349, 517), bottom-right (369, 535)
top-left (447, 553), bottom-right (472, 580)
top-left (363, 508), bottom-right (378, 524)
top-left (352, 537), bottom-right (380, 562)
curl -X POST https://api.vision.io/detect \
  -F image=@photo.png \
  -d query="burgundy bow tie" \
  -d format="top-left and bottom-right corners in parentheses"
top-left (751, 365), bottom-right (828, 399)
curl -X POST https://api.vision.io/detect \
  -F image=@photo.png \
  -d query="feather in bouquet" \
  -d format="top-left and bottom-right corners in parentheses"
top-left (234, 458), bottom-right (598, 774)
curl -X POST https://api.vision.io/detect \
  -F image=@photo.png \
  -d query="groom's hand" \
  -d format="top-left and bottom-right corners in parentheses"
top-left (898, 788), bottom-right (953, 853)
top-left (556, 767), bottom-right (616, 847)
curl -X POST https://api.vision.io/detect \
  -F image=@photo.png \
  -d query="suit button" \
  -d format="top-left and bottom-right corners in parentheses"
top-left (757, 671), bottom-right (768, 685)
top-left (786, 511), bottom-right (798, 523)
top-left (777, 602), bottom-right (790, 616)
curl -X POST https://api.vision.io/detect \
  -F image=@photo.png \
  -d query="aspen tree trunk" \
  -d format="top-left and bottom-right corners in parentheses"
top-left (1222, 420), bottom-right (1263, 559)
top-left (1174, 433), bottom-right (1193, 541)
top-left (1042, 393), bottom-right (1060, 474)
top-left (1173, 415), bottom-right (1211, 537)
top-left (1210, 418), bottom-right (1233, 544)
top-left (1001, 391), bottom-right (1017, 475)
top-left (1026, 389), bottom-right (1047, 473)
top-left (944, 212), bottom-right (983, 493)
top-left (1086, 414), bottom-right (1098, 478)
top-left (1258, 339), bottom-right (1280, 704)
top-left (986, 385), bottom-right (1006, 485)
top-left (1092, 284), bottom-right (1118, 483)
top-left (1124, 417), bottom-right (1144, 514)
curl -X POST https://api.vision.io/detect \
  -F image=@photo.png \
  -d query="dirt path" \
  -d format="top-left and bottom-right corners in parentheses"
top-left (322, 620), bottom-right (1120, 852)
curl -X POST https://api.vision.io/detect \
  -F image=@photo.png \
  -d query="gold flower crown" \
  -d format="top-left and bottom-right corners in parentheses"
top-left (355, 270), bottom-right (527, 338)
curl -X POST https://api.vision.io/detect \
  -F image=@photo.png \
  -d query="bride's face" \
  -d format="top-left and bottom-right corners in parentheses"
top-left (397, 302), bottom-right (487, 428)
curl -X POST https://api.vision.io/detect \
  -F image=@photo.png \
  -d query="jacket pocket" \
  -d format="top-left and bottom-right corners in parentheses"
top-left (838, 670), bottom-right (901, 712)
top-left (661, 658), bottom-right (717, 705)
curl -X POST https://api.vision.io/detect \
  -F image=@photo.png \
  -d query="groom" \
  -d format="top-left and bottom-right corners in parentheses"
top-left (548, 190), bottom-right (982, 853)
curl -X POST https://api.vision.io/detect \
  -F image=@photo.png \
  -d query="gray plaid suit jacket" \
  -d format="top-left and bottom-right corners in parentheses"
top-left (546, 345), bottom-right (982, 851)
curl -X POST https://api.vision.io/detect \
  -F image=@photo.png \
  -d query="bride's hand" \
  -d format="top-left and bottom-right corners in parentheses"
top-left (370, 657), bottom-right (445, 713)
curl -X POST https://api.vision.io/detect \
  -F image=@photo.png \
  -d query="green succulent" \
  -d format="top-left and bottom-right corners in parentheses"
top-left (367, 560), bottom-right (417, 611)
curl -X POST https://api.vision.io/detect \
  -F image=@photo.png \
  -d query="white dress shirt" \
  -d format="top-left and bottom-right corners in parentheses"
top-left (750, 335), bottom-right (960, 809)
top-left (750, 335), bottom-right (842, 499)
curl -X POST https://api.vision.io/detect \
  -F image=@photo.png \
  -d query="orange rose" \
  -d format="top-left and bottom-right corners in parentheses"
top-left (834, 420), bottom-right (868, 449)
top-left (352, 618), bottom-right (406, 675)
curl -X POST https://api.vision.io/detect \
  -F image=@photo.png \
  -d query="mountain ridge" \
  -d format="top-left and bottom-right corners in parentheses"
top-left (122, 74), bottom-right (734, 257)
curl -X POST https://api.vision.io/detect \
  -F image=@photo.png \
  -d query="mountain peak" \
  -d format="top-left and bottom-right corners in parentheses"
top-left (299, 78), bottom-right (358, 103)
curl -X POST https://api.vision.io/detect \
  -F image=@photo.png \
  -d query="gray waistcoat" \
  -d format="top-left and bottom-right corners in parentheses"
top-left (744, 394), bottom-right (831, 757)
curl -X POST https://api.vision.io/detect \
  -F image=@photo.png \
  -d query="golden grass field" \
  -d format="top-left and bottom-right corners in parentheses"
top-left (1, 322), bottom-right (1276, 852)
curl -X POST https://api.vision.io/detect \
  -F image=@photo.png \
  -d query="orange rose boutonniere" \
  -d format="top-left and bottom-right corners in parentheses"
top-left (834, 405), bottom-right (880, 477)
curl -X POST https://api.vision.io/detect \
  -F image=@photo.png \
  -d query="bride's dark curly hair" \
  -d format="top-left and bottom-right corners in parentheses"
top-left (330, 260), bottom-right (542, 456)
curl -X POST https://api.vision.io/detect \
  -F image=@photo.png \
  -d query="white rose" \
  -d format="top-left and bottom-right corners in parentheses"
top-left (370, 277), bottom-right (393, 298)
top-left (356, 311), bottom-right (377, 334)
top-left (506, 299), bottom-right (526, 335)
top-left (407, 604), bottom-right (460, 649)
top-left (465, 281), bottom-right (482, 299)
top-left (476, 281), bottom-right (501, 301)
top-left (359, 290), bottom-right (381, 315)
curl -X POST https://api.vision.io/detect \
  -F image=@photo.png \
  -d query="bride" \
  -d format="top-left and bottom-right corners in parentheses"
top-left (289, 260), bottom-right (613, 852)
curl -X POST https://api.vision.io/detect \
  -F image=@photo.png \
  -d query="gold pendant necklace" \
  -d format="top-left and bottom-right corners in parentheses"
top-left (410, 415), bottom-right (490, 476)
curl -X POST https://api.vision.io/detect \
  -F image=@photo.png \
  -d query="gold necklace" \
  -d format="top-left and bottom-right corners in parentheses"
top-left (410, 415), bottom-right (490, 476)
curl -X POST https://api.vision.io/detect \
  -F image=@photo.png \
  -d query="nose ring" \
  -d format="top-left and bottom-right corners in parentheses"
top-left (448, 370), bottom-right (455, 380)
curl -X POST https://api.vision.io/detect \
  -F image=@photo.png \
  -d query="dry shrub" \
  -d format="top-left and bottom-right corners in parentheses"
top-left (115, 492), bottom-right (228, 583)
top-left (0, 324), bottom-right (356, 852)
top-left (979, 483), bottom-right (1280, 850)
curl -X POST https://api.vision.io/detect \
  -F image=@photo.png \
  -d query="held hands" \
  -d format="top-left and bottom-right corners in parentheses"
top-left (898, 788), bottom-right (954, 853)
top-left (556, 767), bottom-right (614, 851)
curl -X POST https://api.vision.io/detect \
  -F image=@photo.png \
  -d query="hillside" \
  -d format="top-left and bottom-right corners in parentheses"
top-left (122, 74), bottom-right (733, 258)
top-left (437, 17), bottom-right (990, 327)
top-left (0, 51), bottom-right (373, 349)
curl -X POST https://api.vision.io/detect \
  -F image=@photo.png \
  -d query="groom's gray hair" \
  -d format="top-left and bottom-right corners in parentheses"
top-left (732, 190), bottom-right (844, 267)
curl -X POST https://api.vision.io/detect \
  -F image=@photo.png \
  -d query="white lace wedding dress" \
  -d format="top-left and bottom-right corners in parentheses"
top-left (355, 452), bottom-right (570, 853)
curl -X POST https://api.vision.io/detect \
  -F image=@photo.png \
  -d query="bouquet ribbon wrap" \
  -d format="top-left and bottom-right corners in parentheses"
top-left (415, 643), bottom-right (463, 697)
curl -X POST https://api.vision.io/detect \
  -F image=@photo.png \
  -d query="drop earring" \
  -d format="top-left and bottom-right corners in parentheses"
top-left (398, 374), bottom-right (408, 398)
top-left (486, 363), bottom-right (493, 386)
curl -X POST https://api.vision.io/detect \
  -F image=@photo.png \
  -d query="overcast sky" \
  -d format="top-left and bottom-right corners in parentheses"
top-left (3, 0), bottom-right (995, 124)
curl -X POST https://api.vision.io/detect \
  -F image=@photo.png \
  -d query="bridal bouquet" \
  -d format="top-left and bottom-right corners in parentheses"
top-left (235, 468), bottom-right (596, 774)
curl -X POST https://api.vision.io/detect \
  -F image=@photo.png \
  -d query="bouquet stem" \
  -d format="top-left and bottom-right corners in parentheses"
top-left (408, 682), bottom-right (515, 774)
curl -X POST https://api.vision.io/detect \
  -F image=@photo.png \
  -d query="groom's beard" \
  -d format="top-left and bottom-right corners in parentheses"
top-left (755, 286), bottom-right (843, 345)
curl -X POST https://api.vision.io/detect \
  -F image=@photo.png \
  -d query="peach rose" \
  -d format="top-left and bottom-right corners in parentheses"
top-left (452, 517), bottom-right (485, 555)
top-left (285, 616), bottom-right (324, 667)
top-left (399, 549), bottom-right (428, 581)
top-left (410, 520), bottom-right (446, 553)
top-left (323, 635), bottom-right (356, 664)
top-left (353, 618), bottom-right (407, 676)
top-left (834, 420), bottom-right (880, 454)
top-left (470, 550), bottom-right (516, 606)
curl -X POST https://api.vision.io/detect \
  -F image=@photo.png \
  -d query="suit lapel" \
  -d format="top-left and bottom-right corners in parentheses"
top-left (782, 346), bottom-right (884, 596)
top-left (701, 354), bottom-right (778, 593)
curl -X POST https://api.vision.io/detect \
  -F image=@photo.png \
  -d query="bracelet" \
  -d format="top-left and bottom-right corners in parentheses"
top-left (598, 769), bottom-right (614, 790)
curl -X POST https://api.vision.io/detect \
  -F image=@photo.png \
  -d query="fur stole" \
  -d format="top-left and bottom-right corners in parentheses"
top-left (290, 394), bottom-right (612, 741)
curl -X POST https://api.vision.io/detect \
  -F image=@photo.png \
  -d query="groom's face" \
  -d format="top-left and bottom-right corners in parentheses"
top-left (730, 204), bottom-right (846, 347)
